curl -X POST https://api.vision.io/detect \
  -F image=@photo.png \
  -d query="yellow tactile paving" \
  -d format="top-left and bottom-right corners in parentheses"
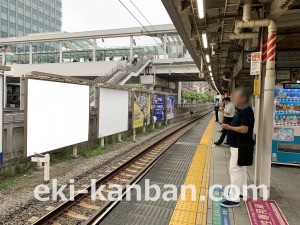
top-left (169, 116), bottom-right (215, 225)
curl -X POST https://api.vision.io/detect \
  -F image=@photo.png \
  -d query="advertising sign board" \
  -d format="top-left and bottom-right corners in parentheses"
top-left (167, 96), bottom-right (175, 120)
top-left (133, 91), bottom-right (151, 128)
top-left (250, 52), bottom-right (261, 75)
top-left (0, 76), bottom-right (3, 164)
top-left (153, 94), bottom-right (165, 123)
top-left (98, 88), bottom-right (129, 138)
top-left (26, 79), bottom-right (89, 157)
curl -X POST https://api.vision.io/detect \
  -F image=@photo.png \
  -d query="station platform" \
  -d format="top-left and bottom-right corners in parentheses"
top-left (100, 113), bottom-right (300, 225)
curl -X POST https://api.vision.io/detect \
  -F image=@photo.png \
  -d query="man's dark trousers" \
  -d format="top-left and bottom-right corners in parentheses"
top-left (217, 116), bottom-right (234, 144)
top-left (214, 106), bottom-right (219, 122)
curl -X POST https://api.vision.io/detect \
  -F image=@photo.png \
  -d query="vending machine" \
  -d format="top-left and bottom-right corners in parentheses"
top-left (272, 84), bottom-right (300, 165)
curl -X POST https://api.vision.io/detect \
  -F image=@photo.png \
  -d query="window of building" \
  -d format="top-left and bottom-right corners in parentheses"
top-left (17, 17), bottom-right (24, 26)
top-left (25, 0), bottom-right (31, 6)
top-left (9, 27), bottom-right (16, 36)
top-left (9, 15), bottom-right (16, 23)
top-left (1, 0), bottom-right (8, 7)
top-left (1, 12), bottom-right (8, 20)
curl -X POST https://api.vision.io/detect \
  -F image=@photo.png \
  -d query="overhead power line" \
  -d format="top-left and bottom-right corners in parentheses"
top-left (119, 0), bottom-right (189, 75)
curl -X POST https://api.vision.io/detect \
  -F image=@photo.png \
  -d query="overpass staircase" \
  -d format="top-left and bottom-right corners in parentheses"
top-left (89, 59), bottom-right (152, 104)
top-left (109, 59), bottom-right (151, 85)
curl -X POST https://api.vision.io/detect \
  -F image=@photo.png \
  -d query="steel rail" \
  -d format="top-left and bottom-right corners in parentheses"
top-left (32, 110), bottom-right (212, 225)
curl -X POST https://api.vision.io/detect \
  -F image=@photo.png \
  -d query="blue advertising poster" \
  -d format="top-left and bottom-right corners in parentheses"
top-left (167, 96), bottom-right (175, 120)
top-left (273, 127), bottom-right (294, 142)
top-left (153, 94), bottom-right (165, 123)
top-left (0, 153), bottom-right (2, 165)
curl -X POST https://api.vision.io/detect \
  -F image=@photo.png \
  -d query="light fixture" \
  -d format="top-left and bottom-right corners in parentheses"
top-left (202, 32), bottom-right (208, 49)
top-left (197, 0), bottom-right (205, 19)
top-left (206, 54), bottom-right (210, 63)
top-left (208, 65), bottom-right (211, 71)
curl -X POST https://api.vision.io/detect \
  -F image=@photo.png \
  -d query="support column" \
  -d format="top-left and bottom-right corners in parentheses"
top-left (163, 33), bottom-right (167, 59)
top-left (29, 43), bottom-right (33, 64)
top-left (93, 38), bottom-right (96, 62)
top-left (4, 74), bottom-right (6, 108)
top-left (59, 41), bottom-right (63, 63)
top-left (178, 81), bottom-right (182, 105)
top-left (260, 22), bottom-right (277, 199)
top-left (1, 52), bottom-right (5, 65)
top-left (44, 154), bottom-right (50, 184)
top-left (130, 36), bottom-right (133, 60)
top-left (20, 78), bottom-right (25, 110)
top-left (153, 66), bottom-right (156, 86)
top-left (254, 30), bottom-right (267, 186)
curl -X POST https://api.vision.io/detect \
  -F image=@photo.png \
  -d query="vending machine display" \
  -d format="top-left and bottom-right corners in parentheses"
top-left (272, 88), bottom-right (300, 165)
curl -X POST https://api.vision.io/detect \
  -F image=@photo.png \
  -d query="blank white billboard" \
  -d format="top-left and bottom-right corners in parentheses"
top-left (0, 76), bottom-right (3, 164)
top-left (26, 79), bottom-right (89, 157)
top-left (98, 88), bottom-right (128, 138)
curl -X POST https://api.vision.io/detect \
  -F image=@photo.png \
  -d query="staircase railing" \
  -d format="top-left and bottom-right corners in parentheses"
top-left (89, 62), bottom-right (125, 96)
top-left (108, 63), bottom-right (134, 84)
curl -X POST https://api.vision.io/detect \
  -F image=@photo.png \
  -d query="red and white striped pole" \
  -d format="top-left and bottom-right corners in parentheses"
top-left (254, 37), bottom-right (268, 186)
top-left (260, 20), bottom-right (277, 199)
top-left (260, 39), bottom-right (267, 65)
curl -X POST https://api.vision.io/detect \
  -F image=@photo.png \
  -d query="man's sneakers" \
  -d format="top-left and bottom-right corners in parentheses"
top-left (220, 200), bottom-right (240, 208)
top-left (214, 141), bottom-right (221, 145)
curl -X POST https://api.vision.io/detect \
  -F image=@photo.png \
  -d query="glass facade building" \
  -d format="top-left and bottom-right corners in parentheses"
top-left (0, 0), bottom-right (62, 52)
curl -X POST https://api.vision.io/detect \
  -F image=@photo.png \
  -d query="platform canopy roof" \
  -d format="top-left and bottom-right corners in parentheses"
top-left (162, 0), bottom-right (300, 93)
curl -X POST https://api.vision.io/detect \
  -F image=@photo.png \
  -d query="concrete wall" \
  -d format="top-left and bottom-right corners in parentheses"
top-left (6, 61), bottom-right (126, 77)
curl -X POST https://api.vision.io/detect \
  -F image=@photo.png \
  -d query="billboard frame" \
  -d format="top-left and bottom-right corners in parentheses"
top-left (0, 69), bottom-right (6, 165)
top-left (166, 95), bottom-right (176, 121)
top-left (132, 88), bottom-right (153, 129)
top-left (153, 93), bottom-right (166, 124)
top-left (96, 83), bottom-right (131, 139)
top-left (24, 72), bottom-right (91, 157)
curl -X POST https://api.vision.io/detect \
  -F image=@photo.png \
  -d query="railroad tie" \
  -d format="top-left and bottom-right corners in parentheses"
top-left (77, 202), bottom-right (100, 210)
top-left (28, 216), bottom-right (39, 223)
top-left (64, 211), bottom-right (89, 220)
top-left (46, 206), bottom-right (55, 211)
top-left (125, 168), bottom-right (138, 173)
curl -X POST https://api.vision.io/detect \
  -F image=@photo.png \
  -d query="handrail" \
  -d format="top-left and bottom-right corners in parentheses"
top-left (90, 62), bottom-right (125, 96)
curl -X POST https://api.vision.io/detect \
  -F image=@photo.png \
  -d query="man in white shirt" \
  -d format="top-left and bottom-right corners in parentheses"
top-left (215, 97), bottom-right (235, 145)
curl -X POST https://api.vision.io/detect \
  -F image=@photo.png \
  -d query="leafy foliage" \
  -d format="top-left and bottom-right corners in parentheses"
top-left (181, 90), bottom-right (214, 104)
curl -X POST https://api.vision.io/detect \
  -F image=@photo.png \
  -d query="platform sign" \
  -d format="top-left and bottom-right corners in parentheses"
top-left (246, 198), bottom-right (288, 225)
top-left (0, 76), bottom-right (3, 164)
top-left (213, 188), bottom-right (231, 225)
top-left (133, 91), bottom-right (151, 128)
top-left (153, 94), bottom-right (165, 123)
top-left (25, 79), bottom-right (89, 157)
top-left (167, 96), bottom-right (175, 120)
top-left (250, 52), bottom-right (261, 75)
top-left (98, 88), bottom-right (129, 138)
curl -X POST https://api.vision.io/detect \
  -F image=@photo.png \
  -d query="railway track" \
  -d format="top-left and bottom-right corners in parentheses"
top-left (32, 111), bottom-right (211, 225)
